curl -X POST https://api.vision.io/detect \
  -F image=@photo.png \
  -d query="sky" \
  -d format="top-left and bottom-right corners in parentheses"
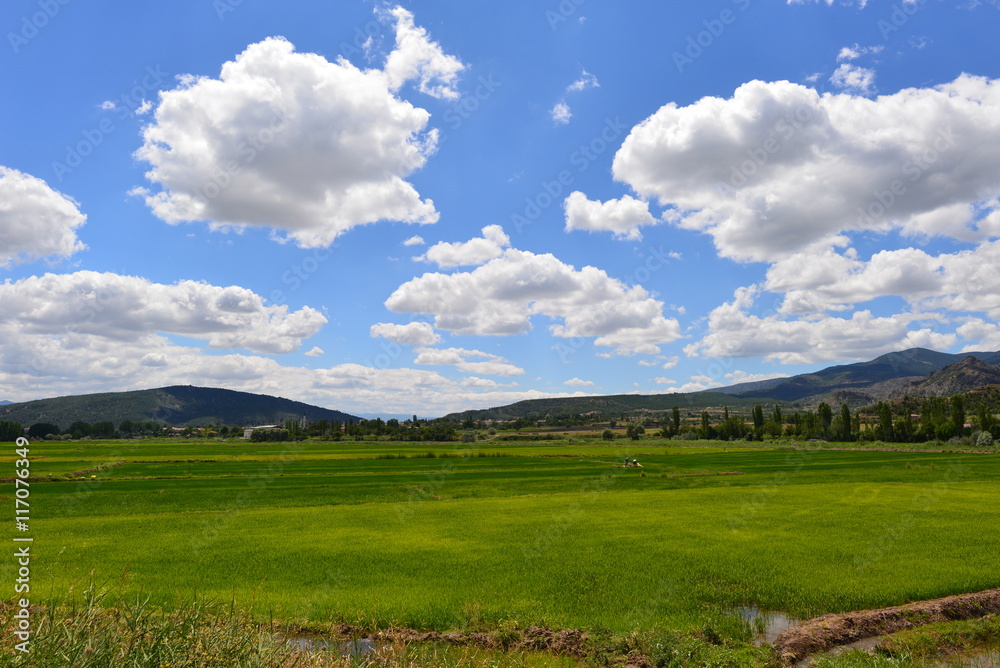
top-left (1, 0), bottom-right (999, 419)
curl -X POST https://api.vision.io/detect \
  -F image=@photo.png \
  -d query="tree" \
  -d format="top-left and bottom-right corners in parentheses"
top-left (978, 404), bottom-right (996, 434)
top-left (602, 429), bottom-right (615, 441)
top-left (625, 423), bottom-right (645, 441)
top-left (671, 406), bottom-right (681, 434)
top-left (840, 403), bottom-right (853, 442)
top-left (817, 402), bottom-right (833, 436)
top-left (752, 405), bottom-right (764, 431)
top-left (951, 395), bottom-right (966, 436)
top-left (875, 402), bottom-right (895, 442)
top-left (27, 423), bottom-right (60, 439)
top-left (0, 421), bottom-right (23, 442)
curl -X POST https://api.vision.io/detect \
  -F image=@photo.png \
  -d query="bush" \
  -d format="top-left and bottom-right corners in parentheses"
top-left (249, 428), bottom-right (289, 442)
top-left (972, 430), bottom-right (994, 448)
top-left (602, 429), bottom-right (615, 441)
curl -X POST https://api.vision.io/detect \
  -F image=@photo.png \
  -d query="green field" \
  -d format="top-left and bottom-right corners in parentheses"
top-left (3, 436), bottom-right (999, 665)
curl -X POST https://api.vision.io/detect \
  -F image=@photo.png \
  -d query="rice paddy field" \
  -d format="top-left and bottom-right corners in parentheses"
top-left (3, 435), bottom-right (999, 666)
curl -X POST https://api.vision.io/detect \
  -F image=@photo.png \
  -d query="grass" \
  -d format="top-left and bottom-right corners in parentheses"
top-left (2, 437), bottom-right (999, 665)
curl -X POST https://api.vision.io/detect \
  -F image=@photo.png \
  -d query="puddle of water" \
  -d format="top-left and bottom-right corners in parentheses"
top-left (796, 636), bottom-right (883, 667)
top-left (734, 606), bottom-right (801, 645)
top-left (287, 636), bottom-right (379, 659)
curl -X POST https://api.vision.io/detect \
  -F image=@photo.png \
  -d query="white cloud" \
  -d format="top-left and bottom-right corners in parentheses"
top-left (0, 166), bottom-right (87, 267)
top-left (662, 356), bottom-right (679, 370)
top-left (380, 5), bottom-right (465, 100)
top-left (660, 374), bottom-right (720, 394)
top-left (370, 321), bottom-right (441, 346)
top-left (551, 102), bottom-right (571, 125)
top-left (0, 271), bottom-right (326, 354)
top-left (567, 70), bottom-right (599, 92)
top-left (685, 285), bottom-right (955, 365)
top-left (762, 239), bottom-right (1000, 322)
top-left (837, 43), bottom-right (884, 62)
top-left (413, 347), bottom-right (524, 376)
top-left (304, 346), bottom-right (324, 357)
top-left (564, 377), bottom-right (595, 387)
top-left (654, 377), bottom-right (676, 385)
top-left (613, 75), bottom-right (1000, 263)
top-left (724, 370), bottom-right (791, 385)
top-left (417, 225), bottom-right (510, 267)
top-left (135, 99), bottom-right (153, 115)
top-left (830, 63), bottom-right (876, 94)
top-left (386, 241), bottom-right (682, 356)
top-left (563, 191), bottom-right (657, 240)
top-left (460, 376), bottom-right (516, 389)
top-left (402, 235), bottom-right (425, 246)
top-left (135, 8), bottom-right (463, 248)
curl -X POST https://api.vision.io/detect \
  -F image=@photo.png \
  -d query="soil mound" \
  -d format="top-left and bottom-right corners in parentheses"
top-left (772, 587), bottom-right (1000, 664)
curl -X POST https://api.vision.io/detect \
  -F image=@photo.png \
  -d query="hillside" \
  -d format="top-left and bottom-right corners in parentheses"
top-left (444, 348), bottom-right (1000, 421)
top-left (0, 386), bottom-right (359, 429)
top-left (733, 348), bottom-right (1000, 403)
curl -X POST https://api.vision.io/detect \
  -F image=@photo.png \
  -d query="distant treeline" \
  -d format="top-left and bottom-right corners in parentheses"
top-left (0, 416), bottom-right (461, 442)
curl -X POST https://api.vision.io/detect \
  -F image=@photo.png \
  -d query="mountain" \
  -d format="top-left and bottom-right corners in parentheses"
top-left (0, 400), bottom-right (11, 406)
top-left (443, 348), bottom-right (1000, 421)
top-left (0, 386), bottom-right (359, 429)
top-left (908, 356), bottom-right (1000, 396)
top-left (730, 348), bottom-right (1000, 405)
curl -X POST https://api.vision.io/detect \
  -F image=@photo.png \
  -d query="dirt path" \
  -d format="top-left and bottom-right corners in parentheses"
top-left (772, 588), bottom-right (1000, 665)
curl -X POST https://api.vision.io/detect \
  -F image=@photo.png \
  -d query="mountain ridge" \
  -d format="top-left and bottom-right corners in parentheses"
top-left (0, 385), bottom-right (359, 429)
top-left (444, 348), bottom-right (1000, 421)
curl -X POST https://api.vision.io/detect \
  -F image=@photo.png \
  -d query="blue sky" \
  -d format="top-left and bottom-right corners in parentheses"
top-left (1, 0), bottom-right (999, 418)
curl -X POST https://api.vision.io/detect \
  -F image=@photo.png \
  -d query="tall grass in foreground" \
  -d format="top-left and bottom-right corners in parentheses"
top-left (0, 585), bottom-right (583, 668)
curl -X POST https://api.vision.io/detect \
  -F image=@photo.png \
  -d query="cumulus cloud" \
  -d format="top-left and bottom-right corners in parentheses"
top-left (567, 70), bottom-right (599, 92)
top-left (765, 240), bottom-right (1000, 320)
top-left (402, 235), bottom-right (425, 246)
top-left (380, 5), bottom-right (465, 100)
top-left (685, 285), bottom-right (955, 364)
top-left (563, 191), bottom-right (657, 240)
top-left (0, 272), bottom-right (326, 354)
top-left (413, 347), bottom-right (524, 376)
top-left (135, 7), bottom-right (463, 247)
top-left (551, 101), bottom-right (572, 125)
top-left (837, 43), bottom-right (884, 62)
top-left (370, 321), bottom-right (441, 346)
top-left (612, 75), bottom-right (1000, 263)
top-left (417, 225), bottom-right (510, 267)
top-left (0, 166), bottom-right (87, 267)
top-left (387, 240), bottom-right (682, 356)
top-left (304, 346), bottom-right (324, 357)
top-left (830, 63), bottom-right (876, 94)
top-left (564, 377), bottom-right (595, 387)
